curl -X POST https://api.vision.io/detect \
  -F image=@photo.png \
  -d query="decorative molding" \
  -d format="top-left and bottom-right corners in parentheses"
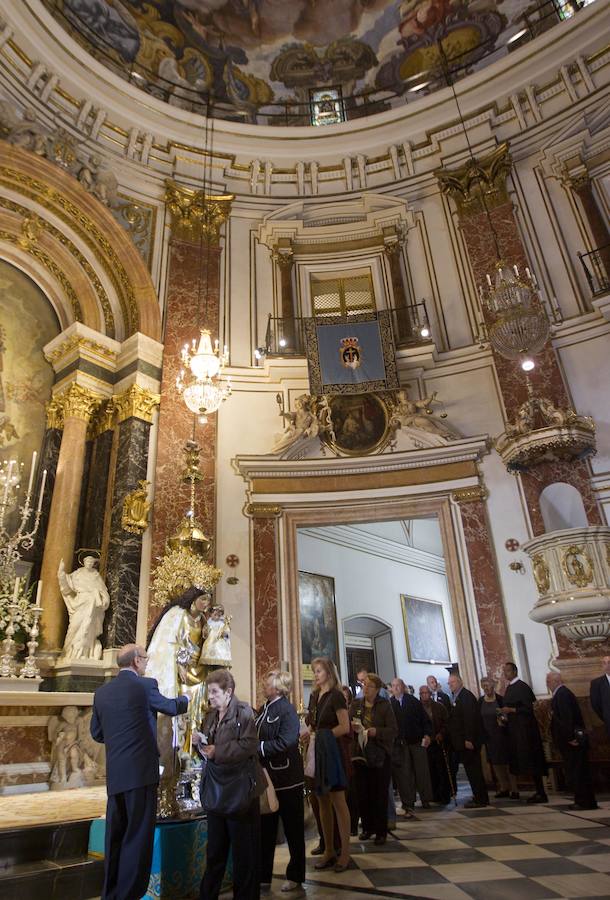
top-left (113, 384), bottom-right (160, 424)
top-left (246, 503), bottom-right (282, 518)
top-left (51, 382), bottom-right (102, 423)
top-left (436, 143), bottom-right (512, 215)
top-left (164, 179), bottom-right (233, 242)
top-left (299, 524), bottom-right (446, 574)
top-left (451, 485), bottom-right (489, 504)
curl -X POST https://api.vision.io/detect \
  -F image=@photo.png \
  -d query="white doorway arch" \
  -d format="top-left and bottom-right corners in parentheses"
top-left (342, 613), bottom-right (397, 687)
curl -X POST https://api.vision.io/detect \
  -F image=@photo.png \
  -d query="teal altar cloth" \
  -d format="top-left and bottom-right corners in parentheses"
top-left (88, 816), bottom-right (232, 899)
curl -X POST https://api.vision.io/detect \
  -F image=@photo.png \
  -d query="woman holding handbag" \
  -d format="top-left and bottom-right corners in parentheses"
top-left (349, 673), bottom-right (398, 845)
top-left (305, 657), bottom-right (352, 873)
top-left (256, 670), bottom-right (306, 896)
top-left (193, 669), bottom-right (263, 900)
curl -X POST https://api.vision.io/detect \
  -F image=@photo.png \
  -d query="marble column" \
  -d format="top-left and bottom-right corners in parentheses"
top-left (250, 506), bottom-right (281, 702)
top-left (78, 402), bottom-right (115, 554)
top-left (453, 487), bottom-right (511, 680)
top-left (104, 386), bottom-right (158, 647)
top-left (39, 384), bottom-right (101, 651)
top-left (438, 145), bottom-right (603, 664)
top-left (150, 186), bottom-right (231, 620)
top-left (273, 245), bottom-right (296, 350)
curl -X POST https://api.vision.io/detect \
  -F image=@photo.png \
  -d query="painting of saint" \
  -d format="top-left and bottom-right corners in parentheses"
top-left (326, 393), bottom-right (389, 455)
top-left (299, 571), bottom-right (339, 681)
top-left (401, 595), bottom-right (451, 664)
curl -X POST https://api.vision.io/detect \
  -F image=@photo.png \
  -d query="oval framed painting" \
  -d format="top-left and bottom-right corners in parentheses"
top-left (324, 392), bottom-right (390, 456)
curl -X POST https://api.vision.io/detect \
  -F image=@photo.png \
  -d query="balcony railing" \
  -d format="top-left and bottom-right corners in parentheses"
top-left (578, 242), bottom-right (610, 296)
top-left (261, 303), bottom-right (432, 357)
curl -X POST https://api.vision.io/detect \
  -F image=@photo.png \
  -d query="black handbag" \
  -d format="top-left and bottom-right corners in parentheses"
top-left (201, 756), bottom-right (259, 816)
top-left (364, 738), bottom-right (387, 769)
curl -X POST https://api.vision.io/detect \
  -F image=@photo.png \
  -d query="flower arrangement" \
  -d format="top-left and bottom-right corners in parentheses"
top-left (0, 576), bottom-right (35, 646)
top-left (151, 548), bottom-right (222, 609)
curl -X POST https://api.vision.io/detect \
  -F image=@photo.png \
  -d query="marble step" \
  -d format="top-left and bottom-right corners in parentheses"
top-left (0, 819), bottom-right (92, 867)
top-left (0, 855), bottom-right (104, 900)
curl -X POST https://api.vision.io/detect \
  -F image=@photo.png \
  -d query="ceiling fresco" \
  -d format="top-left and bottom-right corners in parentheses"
top-left (43, 0), bottom-right (551, 122)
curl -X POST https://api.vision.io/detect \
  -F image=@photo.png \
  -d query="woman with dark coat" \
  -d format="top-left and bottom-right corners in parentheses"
top-left (256, 670), bottom-right (305, 896)
top-left (349, 673), bottom-right (398, 845)
top-left (479, 676), bottom-right (519, 798)
top-left (193, 669), bottom-right (261, 900)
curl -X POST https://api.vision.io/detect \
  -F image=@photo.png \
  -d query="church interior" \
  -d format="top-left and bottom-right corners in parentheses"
top-left (0, 0), bottom-right (610, 897)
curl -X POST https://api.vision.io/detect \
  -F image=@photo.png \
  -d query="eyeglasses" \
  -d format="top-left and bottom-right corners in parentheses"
top-left (137, 654), bottom-right (149, 661)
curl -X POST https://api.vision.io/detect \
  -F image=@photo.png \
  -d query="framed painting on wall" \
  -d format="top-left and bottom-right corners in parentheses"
top-left (401, 595), bottom-right (451, 665)
top-left (299, 571), bottom-right (339, 681)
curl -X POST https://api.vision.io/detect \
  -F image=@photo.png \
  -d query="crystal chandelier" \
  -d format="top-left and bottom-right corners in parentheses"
top-left (176, 328), bottom-right (231, 424)
top-left (174, 99), bottom-right (232, 424)
top-left (479, 263), bottom-right (550, 371)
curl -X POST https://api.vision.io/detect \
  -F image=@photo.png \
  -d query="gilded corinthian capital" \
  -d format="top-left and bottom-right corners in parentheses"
top-left (114, 384), bottom-right (160, 423)
top-left (49, 383), bottom-right (102, 425)
top-left (164, 179), bottom-right (234, 243)
top-left (436, 143), bottom-right (512, 215)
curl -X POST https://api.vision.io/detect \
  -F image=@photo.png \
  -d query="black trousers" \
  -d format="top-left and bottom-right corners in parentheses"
top-left (561, 745), bottom-right (597, 807)
top-left (200, 801), bottom-right (261, 899)
top-left (427, 743), bottom-right (452, 804)
top-left (103, 782), bottom-right (157, 900)
top-left (260, 785), bottom-right (306, 885)
top-left (353, 755), bottom-right (392, 837)
top-left (458, 747), bottom-right (489, 805)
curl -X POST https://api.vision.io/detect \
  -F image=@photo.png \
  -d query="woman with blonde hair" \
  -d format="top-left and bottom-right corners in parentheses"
top-left (256, 669), bottom-right (305, 896)
top-left (305, 657), bottom-right (352, 872)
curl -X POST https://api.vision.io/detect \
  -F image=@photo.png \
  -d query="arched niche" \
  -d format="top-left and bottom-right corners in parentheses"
top-left (0, 141), bottom-right (161, 341)
top-left (539, 482), bottom-right (588, 532)
top-left (342, 613), bottom-right (397, 687)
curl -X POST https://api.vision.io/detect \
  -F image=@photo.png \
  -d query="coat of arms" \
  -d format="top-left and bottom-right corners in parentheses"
top-left (339, 336), bottom-right (362, 370)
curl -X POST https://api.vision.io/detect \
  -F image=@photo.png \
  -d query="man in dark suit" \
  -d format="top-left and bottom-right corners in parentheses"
top-left (547, 671), bottom-right (597, 810)
top-left (447, 673), bottom-right (489, 808)
top-left (91, 644), bottom-right (188, 900)
top-left (426, 675), bottom-right (451, 710)
top-left (590, 656), bottom-right (610, 739)
top-left (390, 678), bottom-right (432, 816)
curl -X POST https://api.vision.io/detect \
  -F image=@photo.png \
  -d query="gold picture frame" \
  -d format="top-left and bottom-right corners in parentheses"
top-left (299, 571), bottom-right (339, 682)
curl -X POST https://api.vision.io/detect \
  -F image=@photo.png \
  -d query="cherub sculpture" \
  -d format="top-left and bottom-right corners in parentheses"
top-left (389, 390), bottom-right (459, 442)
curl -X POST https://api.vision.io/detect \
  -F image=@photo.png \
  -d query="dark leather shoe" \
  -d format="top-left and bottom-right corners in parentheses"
top-left (310, 843), bottom-right (324, 856)
top-left (495, 790), bottom-right (510, 798)
top-left (374, 835), bottom-right (387, 845)
top-left (463, 800), bottom-right (488, 809)
top-left (568, 803), bottom-right (599, 810)
top-left (509, 792), bottom-right (520, 800)
top-left (359, 831), bottom-right (372, 840)
top-left (333, 860), bottom-right (351, 873)
top-left (525, 793), bottom-right (548, 804)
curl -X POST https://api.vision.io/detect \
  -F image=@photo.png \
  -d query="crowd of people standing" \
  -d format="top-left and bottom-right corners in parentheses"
top-left (91, 650), bottom-right (610, 900)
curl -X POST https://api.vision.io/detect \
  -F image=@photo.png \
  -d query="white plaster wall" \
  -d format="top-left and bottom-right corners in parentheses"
top-left (296, 531), bottom-right (458, 694)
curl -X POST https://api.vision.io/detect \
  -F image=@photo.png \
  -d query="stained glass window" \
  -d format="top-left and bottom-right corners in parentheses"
top-left (310, 88), bottom-right (345, 127)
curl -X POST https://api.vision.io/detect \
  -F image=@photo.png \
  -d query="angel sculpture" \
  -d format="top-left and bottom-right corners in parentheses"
top-left (0, 105), bottom-right (47, 155)
top-left (77, 155), bottom-right (118, 206)
top-left (48, 706), bottom-right (84, 789)
top-left (271, 394), bottom-right (319, 453)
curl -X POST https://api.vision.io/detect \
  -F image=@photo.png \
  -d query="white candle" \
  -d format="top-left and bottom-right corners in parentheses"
top-left (486, 274), bottom-right (492, 287)
top-left (513, 265), bottom-right (519, 276)
top-left (12, 577), bottom-right (20, 602)
top-left (26, 450), bottom-right (37, 499)
top-left (2, 459), bottom-right (14, 509)
top-left (35, 580), bottom-right (43, 606)
top-left (525, 267), bottom-right (531, 279)
top-left (36, 469), bottom-right (48, 514)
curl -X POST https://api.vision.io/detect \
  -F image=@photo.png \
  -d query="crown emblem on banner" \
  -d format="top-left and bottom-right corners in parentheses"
top-left (339, 335), bottom-right (362, 370)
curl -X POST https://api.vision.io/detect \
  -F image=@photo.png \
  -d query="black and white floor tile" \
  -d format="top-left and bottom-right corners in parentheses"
top-left (272, 791), bottom-right (610, 899)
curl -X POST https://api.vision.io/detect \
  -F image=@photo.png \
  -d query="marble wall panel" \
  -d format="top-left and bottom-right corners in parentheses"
top-left (149, 239), bottom-right (220, 623)
top-left (252, 516), bottom-right (280, 701)
top-left (104, 417), bottom-right (151, 647)
top-left (0, 725), bottom-right (50, 766)
top-left (458, 498), bottom-right (511, 680)
top-left (79, 429), bottom-right (114, 555)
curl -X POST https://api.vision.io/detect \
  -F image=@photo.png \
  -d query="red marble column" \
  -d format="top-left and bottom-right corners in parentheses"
top-left (251, 512), bottom-right (281, 702)
top-left (150, 237), bottom-right (221, 605)
top-left (455, 491), bottom-right (512, 680)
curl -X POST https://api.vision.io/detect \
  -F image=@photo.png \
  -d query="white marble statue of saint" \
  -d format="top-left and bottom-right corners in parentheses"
top-left (57, 556), bottom-right (110, 660)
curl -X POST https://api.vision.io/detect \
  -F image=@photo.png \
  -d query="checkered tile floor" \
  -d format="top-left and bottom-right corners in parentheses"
top-left (272, 787), bottom-right (610, 899)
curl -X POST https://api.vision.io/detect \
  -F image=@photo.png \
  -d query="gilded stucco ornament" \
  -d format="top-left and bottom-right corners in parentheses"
top-left (121, 480), bottom-right (152, 534)
top-left (436, 143), bottom-right (512, 214)
top-left (113, 384), bottom-right (160, 423)
top-left (532, 554), bottom-right (551, 595)
top-left (52, 383), bottom-right (102, 423)
top-left (562, 545), bottom-right (594, 588)
top-left (164, 179), bottom-right (233, 242)
top-left (451, 485), bottom-right (489, 504)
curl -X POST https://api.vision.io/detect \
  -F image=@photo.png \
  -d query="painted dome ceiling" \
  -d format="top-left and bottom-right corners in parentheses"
top-left (43, 1), bottom-right (562, 125)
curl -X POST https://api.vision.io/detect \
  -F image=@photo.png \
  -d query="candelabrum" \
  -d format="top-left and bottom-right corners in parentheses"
top-left (20, 604), bottom-right (43, 679)
top-left (0, 451), bottom-right (47, 584)
top-left (0, 603), bottom-right (19, 677)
